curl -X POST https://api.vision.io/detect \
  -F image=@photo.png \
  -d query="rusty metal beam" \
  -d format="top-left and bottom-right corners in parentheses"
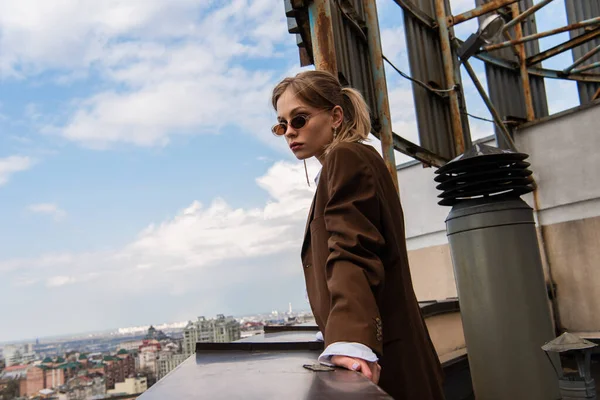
top-left (526, 28), bottom-right (600, 66)
top-left (391, 132), bottom-right (449, 167)
top-left (454, 37), bottom-right (600, 82)
top-left (528, 67), bottom-right (600, 83)
top-left (435, 0), bottom-right (465, 156)
top-left (502, 0), bottom-right (554, 32)
top-left (593, 87), bottom-right (600, 101)
top-left (308, 0), bottom-right (337, 75)
top-left (564, 44), bottom-right (600, 74)
top-left (511, 3), bottom-right (535, 121)
top-left (570, 61), bottom-right (600, 74)
top-left (484, 16), bottom-right (600, 52)
top-left (363, 0), bottom-right (399, 191)
top-left (392, 0), bottom-right (436, 30)
top-left (450, 0), bottom-right (518, 26)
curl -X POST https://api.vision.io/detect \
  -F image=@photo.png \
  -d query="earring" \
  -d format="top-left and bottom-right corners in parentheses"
top-left (333, 127), bottom-right (338, 139)
top-left (304, 160), bottom-right (310, 187)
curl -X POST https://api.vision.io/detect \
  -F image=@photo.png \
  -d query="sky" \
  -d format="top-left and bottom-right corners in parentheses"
top-left (0, 0), bottom-right (582, 343)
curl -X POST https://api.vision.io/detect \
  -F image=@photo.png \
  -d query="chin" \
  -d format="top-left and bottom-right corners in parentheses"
top-left (293, 150), bottom-right (312, 160)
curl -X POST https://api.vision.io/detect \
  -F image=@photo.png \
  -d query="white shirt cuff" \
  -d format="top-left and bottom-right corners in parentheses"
top-left (317, 340), bottom-right (379, 366)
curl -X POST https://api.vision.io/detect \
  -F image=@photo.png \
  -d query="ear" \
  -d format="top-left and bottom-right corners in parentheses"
top-left (331, 105), bottom-right (344, 129)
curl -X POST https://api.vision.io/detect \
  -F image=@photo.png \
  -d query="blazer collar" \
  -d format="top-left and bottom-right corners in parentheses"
top-left (301, 189), bottom-right (317, 257)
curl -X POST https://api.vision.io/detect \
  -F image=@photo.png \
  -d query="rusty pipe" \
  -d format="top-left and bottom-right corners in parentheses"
top-left (510, 3), bottom-right (535, 121)
top-left (363, 0), bottom-right (399, 192)
top-left (435, 0), bottom-right (465, 156)
top-left (450, 0), bottom-right (519, 26)
top-left (502, 0), bottom-right (553, 32)
top-left (563, 44), bottom-right (600, 74)
top-left (484, 16), bottom-right (600, 52)
top-left (308, 0), bottom-right (338, 76)
top-left (570, 61), bottom-right (600, 74)
top-left (527, 28), bottom-right (600, 66)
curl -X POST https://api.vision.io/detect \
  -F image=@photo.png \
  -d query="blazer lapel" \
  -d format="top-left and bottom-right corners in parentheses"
top-left (301, 191), bottom-right (317, 257)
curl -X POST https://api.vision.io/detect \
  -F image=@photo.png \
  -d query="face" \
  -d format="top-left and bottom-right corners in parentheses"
top-left (275, 88), bottom-right (342, 163)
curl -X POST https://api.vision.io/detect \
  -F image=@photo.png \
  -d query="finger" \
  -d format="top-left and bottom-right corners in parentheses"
top-left (330, 355), bottom-right (361, 372)
top-left (357, 359), bottom-right (372, 380)
top-left (371, 362), bottom-right (381, 384)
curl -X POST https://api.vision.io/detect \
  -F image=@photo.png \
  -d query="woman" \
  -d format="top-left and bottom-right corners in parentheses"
top-left (271, 70), bottom-right (445, 399)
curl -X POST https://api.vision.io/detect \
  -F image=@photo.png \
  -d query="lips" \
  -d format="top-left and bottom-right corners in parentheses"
top-left (290, 142), bottom-right (303, 151)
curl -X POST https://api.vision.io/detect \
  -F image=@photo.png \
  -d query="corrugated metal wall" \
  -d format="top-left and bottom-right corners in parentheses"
top-left (565, 0), bottom-right (600, 104)
top-left (476, 0), bottom-right (548, 149)
top-left (329, 1), bottom-right (379, 121)
top-left (403, 0), bottom-right (457, 160)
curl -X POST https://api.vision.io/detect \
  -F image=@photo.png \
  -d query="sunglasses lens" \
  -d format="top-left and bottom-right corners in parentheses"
top-left (290, 115), bottom-right (307, 130)
top-left (272, 124), bottom-right (286, 136)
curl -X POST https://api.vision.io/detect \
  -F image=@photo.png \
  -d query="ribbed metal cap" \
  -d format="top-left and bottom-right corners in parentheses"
top-left (434, 143), bottom-right (534, 206)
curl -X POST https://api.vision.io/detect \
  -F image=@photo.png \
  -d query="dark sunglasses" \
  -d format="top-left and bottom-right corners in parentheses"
top-left (271, 109), bottom-right (329, 136)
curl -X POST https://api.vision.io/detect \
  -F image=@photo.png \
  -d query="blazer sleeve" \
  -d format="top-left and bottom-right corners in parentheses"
top-left (322, 145), bottom-right (386, 356)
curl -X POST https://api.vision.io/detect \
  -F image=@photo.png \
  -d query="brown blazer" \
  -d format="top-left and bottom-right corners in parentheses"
top-left (301, 142), bottom-right (445, 400)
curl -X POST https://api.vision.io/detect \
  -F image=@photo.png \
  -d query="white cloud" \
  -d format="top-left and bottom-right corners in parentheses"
top-left (4, 158), bottom-right (320, 299)
top-left (0, 156), bottom-right (34, 186)
top-left (46, 276), bottom-right (76, 288)
top-left (27, 203), bottom-right (67, 221)
top-left (1, 0), bottom-right (292, 151)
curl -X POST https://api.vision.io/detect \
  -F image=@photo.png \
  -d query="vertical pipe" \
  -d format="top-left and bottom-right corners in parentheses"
top-left (363, 0), bottom-right (399, 192)
top-left (308, 0), bottom-right (338, 76)
top-left (511, 3), bottom-right (535, 121)
top-left (435, 0), bottom-right (465, 156)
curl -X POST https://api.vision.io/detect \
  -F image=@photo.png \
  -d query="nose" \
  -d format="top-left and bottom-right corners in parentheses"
top-left (284, 124), bottom-right (298, 139)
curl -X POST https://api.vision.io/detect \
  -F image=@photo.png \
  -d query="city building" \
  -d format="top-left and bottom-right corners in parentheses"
top-left (157, 353), bottom-right (188, 380)
top-left (107, 376), bottom-right (148, 395)
top-left (137, 340), bottom-right (161, 378)
top-left (102, 351), bottom-right (135, 390)
top-left (2, 344), bottom-right (35, 367)
top-left (117, 340), bottom-right (144, 352)
top-left (65, 375), bottom-right (106, 400)
top-left (182, 315), bottom-right (241, 356)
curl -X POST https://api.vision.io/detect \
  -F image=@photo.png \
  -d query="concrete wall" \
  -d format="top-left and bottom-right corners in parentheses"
top-left (398, 101), bottom-right (600, 334)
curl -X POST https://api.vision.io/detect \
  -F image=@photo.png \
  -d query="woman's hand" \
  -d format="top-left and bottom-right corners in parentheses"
top-left (330, 355), bottom-right (381, 384)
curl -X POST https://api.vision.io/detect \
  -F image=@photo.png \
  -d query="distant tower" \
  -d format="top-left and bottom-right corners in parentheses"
top-left (288, 302), bottom-right (293, 314)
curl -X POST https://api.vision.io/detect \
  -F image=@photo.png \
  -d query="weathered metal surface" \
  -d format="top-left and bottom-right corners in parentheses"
top-left (308, 0), bottom-right (338, 75)
top-left (450, 0), bottom-right (518, 26)
top-left (402, 0), bottom-right (457, 160)
top-left (565, 0), bottom-right (600, 104)
top-left (571, 60), bottom-right (600, 74)
top-left (435, 0), bottom-right (465, 156)
top-left (475, 0), bottom-right (548, 148)
top-left (392, 0), bottom-right (436, 29)
top-left (363, 0), bottom-right (399, 191)
top-left (391, 131), bottom-right (449, 167)
top-left (484, 16), bottom-right (600, 52)
top-left (527, 28), bottom-right (600, 66)
top-left (511, 3), bottom-right (535, 121)
top-left (502, 0), bottom-right (553, 32)
top-left (564, 44), bottom-right (600, 73)
top-left (528, 66), bottom-right (600, 82)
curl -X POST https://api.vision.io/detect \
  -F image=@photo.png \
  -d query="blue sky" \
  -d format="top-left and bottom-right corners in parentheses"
top-left (0, 0), bottom-right (581, 343)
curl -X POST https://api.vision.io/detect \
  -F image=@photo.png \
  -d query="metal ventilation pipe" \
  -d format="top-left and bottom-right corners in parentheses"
top-left (436, 144), bottom-right (561, 400)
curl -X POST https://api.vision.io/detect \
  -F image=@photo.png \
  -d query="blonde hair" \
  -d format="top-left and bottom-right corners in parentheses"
top-left (271, 70), bottom-right (371, 153)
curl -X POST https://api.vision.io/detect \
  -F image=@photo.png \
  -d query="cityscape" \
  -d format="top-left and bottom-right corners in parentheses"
top-left (0, 305), bottom-right (314, 399)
